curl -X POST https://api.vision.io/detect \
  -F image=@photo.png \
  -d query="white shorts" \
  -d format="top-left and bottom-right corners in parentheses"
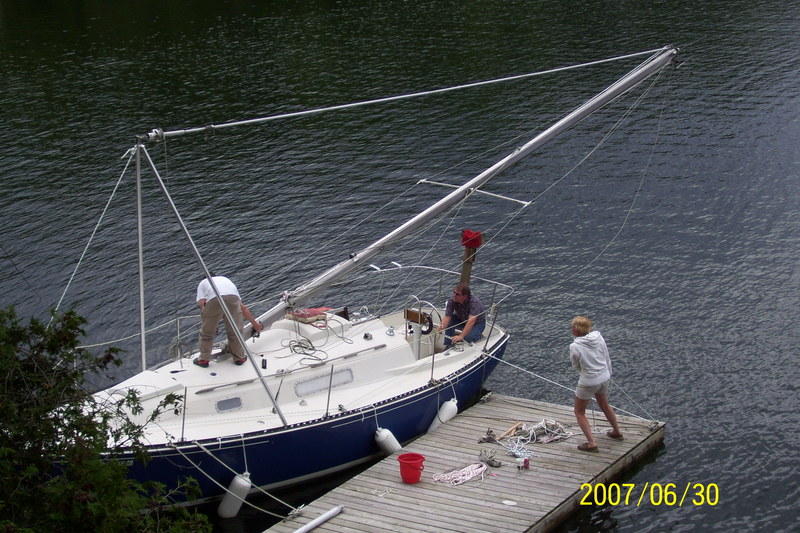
top-left (575, 380), bottom-right (609, 400)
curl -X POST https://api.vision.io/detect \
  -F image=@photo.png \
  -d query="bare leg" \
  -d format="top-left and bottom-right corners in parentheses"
top-left (573, 396), bottom-right (597, 448)
top-left (595, 393), bottom-right (622, 436)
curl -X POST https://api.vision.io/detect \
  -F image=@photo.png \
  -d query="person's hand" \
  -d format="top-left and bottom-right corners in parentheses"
top-left (253, 321), bottom-right (263, 333)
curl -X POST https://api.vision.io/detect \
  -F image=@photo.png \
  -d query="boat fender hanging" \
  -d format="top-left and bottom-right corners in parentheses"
top-left (217, 472), bottom-right (251, 518)
top-left (428, 398), bottom-right (458, 432)
top-left (375, 427), bottom-right (402, 455)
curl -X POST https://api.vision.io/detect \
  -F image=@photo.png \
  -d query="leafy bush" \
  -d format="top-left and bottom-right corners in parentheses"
top-left (0, 307), bottom-right (210, 532)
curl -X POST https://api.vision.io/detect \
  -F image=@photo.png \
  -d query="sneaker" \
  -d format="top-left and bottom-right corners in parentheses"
top-left (193, 358), bottom-right (209, 368)
top-left (234, 357), bottom-right (247, 366)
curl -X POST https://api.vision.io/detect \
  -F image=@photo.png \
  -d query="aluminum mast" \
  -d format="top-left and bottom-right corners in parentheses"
top-left (253, 45), bottom-right (678, 327)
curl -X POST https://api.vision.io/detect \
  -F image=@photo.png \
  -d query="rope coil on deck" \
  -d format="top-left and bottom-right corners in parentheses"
top-left (433, 463), bottom-right (488, 485)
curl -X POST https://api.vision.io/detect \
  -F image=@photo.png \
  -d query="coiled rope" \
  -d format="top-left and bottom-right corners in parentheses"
top-left (433, 463), bottom-right (488, 486)
top-left (498, 419), bottom-right (573, 458)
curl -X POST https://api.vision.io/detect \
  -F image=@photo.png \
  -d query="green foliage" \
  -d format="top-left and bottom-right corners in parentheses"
top-left (0, 307), bottom-right (210, 532)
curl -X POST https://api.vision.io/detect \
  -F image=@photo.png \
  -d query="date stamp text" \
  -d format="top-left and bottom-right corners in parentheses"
top-left (579, 482), bottom-right (719, 507)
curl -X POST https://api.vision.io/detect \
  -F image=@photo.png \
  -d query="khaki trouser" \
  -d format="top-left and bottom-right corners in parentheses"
top-left (199, 294), bottom-right (243, 359)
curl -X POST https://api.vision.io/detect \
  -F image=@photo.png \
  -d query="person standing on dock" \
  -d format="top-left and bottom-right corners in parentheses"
top-left (193, 273), bottom-right (262, 368)
top-left (438, 283), bottom-right (486, 346)
top-left (569, 316), bottom-right (623, 452)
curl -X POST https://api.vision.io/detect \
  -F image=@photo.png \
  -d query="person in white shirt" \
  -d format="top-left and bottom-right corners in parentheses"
top-left (193, 274), bottom-right (262, 368)
top-left (569, 315), bottom-right (623, 452)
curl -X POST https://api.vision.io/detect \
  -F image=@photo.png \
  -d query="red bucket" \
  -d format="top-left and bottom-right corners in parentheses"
top-left (397, 452), bottom-right (425, 484)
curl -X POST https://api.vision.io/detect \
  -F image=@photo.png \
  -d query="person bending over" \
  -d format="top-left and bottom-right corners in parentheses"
top-left (194, 274), bottom-right (262, 368)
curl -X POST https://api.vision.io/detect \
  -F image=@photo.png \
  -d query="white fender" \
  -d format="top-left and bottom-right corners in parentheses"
top-left (428, 398), bottom-right (458, 432)
top-left (375, 427), bottom-right (402, 455)
top-left (217, 472), bottom-right (251, 518)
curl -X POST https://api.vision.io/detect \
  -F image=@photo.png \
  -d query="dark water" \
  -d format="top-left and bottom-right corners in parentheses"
top-left (2, 1), bottom-right (799, 531)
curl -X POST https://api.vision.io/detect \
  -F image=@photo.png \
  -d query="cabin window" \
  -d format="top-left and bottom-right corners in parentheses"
top-left (216, 397), bottom-right (243, 412)
top-left (295, 368), bottom-right (354, 397)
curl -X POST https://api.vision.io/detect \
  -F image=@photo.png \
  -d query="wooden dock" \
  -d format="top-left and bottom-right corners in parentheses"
top-left (266, 393), bottom-right (664, 533)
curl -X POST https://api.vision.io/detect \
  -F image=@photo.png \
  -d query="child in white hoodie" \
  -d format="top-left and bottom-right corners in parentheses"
top-left (570, 316), bottom-right (623, 452)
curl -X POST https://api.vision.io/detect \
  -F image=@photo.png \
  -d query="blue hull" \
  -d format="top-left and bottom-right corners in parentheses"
top-left (125, 335), bottom-right (508, 503)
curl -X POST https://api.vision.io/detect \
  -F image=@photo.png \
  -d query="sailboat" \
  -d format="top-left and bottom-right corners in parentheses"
top-left (93, 45), bottom-right (678, 507)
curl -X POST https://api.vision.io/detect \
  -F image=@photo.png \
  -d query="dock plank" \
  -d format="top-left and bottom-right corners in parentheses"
top-left (266, 394), bottom-right (664, 533)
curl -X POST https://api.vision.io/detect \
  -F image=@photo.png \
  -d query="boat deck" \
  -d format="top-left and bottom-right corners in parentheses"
top-left (266, 393), bottom-right (665, 533)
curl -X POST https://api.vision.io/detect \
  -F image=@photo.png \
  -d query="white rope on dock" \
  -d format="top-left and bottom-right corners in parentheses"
top-left (528, 418), bottom-right (574, 444)
top-left (433, 463), bottom-right (488, 485)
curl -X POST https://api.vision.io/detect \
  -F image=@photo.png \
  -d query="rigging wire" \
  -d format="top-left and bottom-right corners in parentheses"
top-left (550, 66), bottom-right (673, 286)
top-left (51, 150), bottom-right (134, 323)
top-left (65, 49), bottom-right (673, 354)
top-left (486, 353), bottom-right (658, 423)
top-left (469, 63), bottom-right (670, 273)
top-left (163, 138), bottom-right (182, 344)
top-left (158, 138), bottom-right (198, 366)
top-left (325, 58), bottom-right (660, 321)
top-left (76, 314), bottom-right (198, 349)
top-left (239, 48), bottom-right (668, 306)
top-left (148, 48), bottom-right (667, 141)
top-left (365, 54), bottom-right (673, 318)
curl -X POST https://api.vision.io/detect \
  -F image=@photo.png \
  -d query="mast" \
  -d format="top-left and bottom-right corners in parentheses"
top-left (135, 142), bottom-right (147, 370)
top-left (253, 45), bottom-right (678, 327)
top-left (133, 141), bottom-right (289, 425)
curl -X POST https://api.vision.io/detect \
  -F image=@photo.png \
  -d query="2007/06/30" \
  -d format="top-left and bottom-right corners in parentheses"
top-left (579, 482), bottom-right (719, 506)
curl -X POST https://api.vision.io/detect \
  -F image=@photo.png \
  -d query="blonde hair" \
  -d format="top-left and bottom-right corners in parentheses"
top-left (571, 316), bottom-right (593, 336)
